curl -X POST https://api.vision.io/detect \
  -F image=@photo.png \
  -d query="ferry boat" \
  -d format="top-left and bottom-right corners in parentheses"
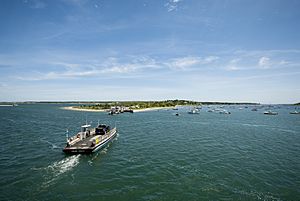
top-left (63, 123), bottom-right (117, 154)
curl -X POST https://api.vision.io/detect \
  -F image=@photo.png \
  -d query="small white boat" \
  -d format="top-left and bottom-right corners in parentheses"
top-left (219, 110), bottom-right (231, 114)
top-left (264, 111), bottom-right (278, 115)
top-left (188, 108), bottom-right (199, 114)
top-left (290, 111), bottom-right (300, 114)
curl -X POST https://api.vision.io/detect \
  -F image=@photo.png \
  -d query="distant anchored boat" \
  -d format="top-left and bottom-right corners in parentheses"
top-left (264, 111), bottom-right (278, 115)
top-left (219, 109), bottom-right (231, 114)
top-left (188, 108), bottom-right (199, 114)
top-left (290, 111), bottom-right (300, 114)
top-left (63, 123), bottom-right (117, 154)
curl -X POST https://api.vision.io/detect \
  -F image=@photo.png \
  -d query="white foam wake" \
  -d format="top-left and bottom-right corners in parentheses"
top-left (42, 155), bottom-right (80, 187)
top-left (47, 155), bottom-right (80, 176)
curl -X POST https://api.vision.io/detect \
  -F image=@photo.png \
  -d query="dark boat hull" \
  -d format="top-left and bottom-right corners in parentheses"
top-left (63, 129), bottom-right (117, 154)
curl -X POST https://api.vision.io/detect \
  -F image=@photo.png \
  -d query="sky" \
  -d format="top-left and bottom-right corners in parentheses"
top-left (0, 0), bottom-right (300, 103)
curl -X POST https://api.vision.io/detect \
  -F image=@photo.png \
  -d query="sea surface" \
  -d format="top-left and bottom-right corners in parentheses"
top-left (0, 104), bottom-right (299, 201)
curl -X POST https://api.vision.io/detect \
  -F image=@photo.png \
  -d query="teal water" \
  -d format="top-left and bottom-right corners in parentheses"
top-left (0, 104), bottom-right (299, 201)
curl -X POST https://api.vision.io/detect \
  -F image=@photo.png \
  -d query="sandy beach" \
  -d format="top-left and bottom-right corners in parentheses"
top-left (133, 107), bottom-right (175, 112)
top-left (61, 106), bottom-right (107, 112)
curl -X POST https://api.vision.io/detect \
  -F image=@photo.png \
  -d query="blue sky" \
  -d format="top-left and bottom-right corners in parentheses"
top-left (0, 0), bottom-right (300, 103)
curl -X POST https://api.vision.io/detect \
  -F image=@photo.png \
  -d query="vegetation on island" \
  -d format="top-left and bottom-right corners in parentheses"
top-left (0, 100), bottom-right (260, 109)
top-left (74, 100), bottom-right (260, 110)
top-left (76, 100), bottom-right (200, 110)
top-left (295, 103), bottom-right (300, 105)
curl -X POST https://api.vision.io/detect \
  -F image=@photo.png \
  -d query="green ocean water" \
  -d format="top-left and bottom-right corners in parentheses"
top-left (0, 104), bottom-right (299, 201)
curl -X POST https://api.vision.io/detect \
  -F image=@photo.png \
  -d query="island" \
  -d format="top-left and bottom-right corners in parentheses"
top-left (63, 100), bottom-right (199, 113)
top-left (61, 100), bottom-right (259, 113)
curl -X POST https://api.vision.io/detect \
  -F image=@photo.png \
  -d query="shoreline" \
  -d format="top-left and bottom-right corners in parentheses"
top-left (62, 106), bottom-right (175, 113)
top-left (133, 106), bottom-right (175, 112)
top-left (61, 106), bottom-right (107, 112)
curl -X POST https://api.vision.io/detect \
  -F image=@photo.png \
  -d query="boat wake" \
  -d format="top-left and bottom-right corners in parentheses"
top-left (240, 124), bottom-right (298, 133)
top-left (41, 155), bottom-right (80, 188)
top-left (232, 188), bottom-right (283, 201)
top-left (40, 138), bottom-right (59, 150)
top-left (47, 155), bottom-right (80, 175)
top-left (240, 123), bottom-right (268, 127)
top-left (272, 128), bottom-right (297, 134)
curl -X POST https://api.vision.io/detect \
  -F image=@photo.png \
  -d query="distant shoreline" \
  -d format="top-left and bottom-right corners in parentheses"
top-left (133, 106), bottom-right (175, 112)
top-left (62, 106), bottom-right (175, 113)
top-left (62, 106), bottom-right (107, 112)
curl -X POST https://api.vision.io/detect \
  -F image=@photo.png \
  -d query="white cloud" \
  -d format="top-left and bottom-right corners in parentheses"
top-left (14, 56), bottom-right (161, 81)
top-left (203, 56), bottom-right (219, 63)
top-left (165, 0), bottom-right (182, 12)
top-left (258, 56), bottom-right (270, 68)
top-left (13, 55), bottom-right (222, 81)
top-left (52, 62), bottom-right (82, 69)
top-left (17, 70), bottom-right (109, 81)
top-left (11, 49), bottom-right (300, 82)
top-left (229, 49), bottom-right (300, 70)
top-left (225, 58), bottom-right (241, 71)
top-left (170, 57), bottom-right (201, 69)
top-left (279, 60), bottom-right (289, 65)
top-left (168, 56), bottom-right (218, 70)
top-left (101, 64), bottom-right (137, 74)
